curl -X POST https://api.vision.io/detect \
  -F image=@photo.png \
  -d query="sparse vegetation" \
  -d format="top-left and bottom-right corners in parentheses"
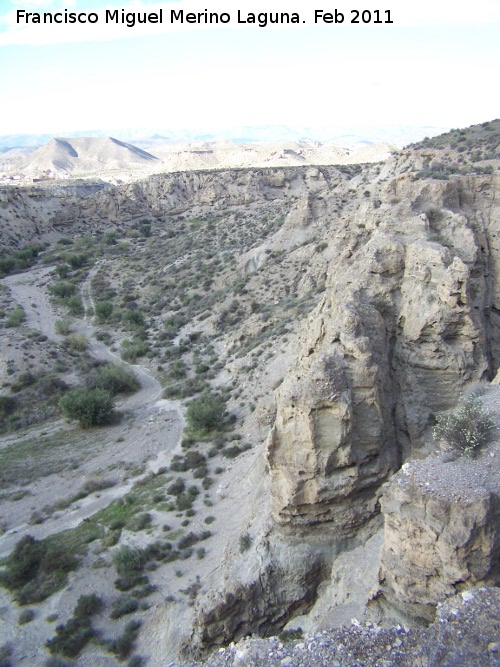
top-left (0, 121), bottom-right (498, 666)
top-left (0, 535), bottom-right (78, 605)
top-left (433, 396), bottom-right (495, 457)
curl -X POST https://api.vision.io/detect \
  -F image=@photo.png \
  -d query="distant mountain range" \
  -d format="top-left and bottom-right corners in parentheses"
top-left (0, 134), bottom-right (397, 183)
top-left (0, 124), bottom-right (450, 151)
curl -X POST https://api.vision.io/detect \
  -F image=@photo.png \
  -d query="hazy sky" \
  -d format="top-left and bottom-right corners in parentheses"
top-left (1, 0), bottom-right (499, 136)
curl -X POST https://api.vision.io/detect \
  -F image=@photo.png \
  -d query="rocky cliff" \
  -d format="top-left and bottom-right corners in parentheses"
top-left (175, 140), bottom-right (500, 656)
top-left (374, 386), bottom-right (500, 625)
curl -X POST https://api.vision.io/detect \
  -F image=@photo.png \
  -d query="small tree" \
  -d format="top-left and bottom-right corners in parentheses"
top-left (139, 223), bottom-right (151, 238)
top-left (59, 388), bottom-right (114, 428)
top-left (186, 393), bottom-right (226, 432)
top-left (94, 301), bottom-right (113, 323)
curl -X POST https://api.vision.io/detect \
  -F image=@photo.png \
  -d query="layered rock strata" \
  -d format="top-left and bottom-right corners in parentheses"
top-left (375, 414), bottom-right (500, 623)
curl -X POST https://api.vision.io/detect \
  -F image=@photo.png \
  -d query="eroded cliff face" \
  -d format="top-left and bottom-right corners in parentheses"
top-left (179, 162), bottom-right (500, 656)
top-left (266, 303), bottom-right (398, 539)
top-left (0, 167), bottom-right (336, 248)
top-left (266, 177), bottom-right (496, 537)
top-left (375, 434), bottom-right (500, 624)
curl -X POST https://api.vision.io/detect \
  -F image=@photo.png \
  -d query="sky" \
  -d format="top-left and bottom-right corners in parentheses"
top-left (0, 0), bottom-right (499, 140)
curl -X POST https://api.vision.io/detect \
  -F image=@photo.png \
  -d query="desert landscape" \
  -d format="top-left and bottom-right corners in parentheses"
top-left (0, 119), bottom-right (499, 667)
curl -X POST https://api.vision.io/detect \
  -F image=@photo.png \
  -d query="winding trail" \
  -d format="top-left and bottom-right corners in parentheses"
top-left (0, 263), bottom-right (184, 555)
top-left (3, 266), bottom-right (61, 342)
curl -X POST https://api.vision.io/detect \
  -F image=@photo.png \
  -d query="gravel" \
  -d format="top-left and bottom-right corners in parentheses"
top-left (182, 587), bottom-right (500, 667)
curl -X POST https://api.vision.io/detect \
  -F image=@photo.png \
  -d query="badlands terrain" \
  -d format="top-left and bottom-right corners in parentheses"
top-left (0, 120), bottom-right (499, 667)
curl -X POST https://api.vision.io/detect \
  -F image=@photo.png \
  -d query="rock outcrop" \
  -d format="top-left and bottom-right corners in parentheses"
top-left (375, 397), bottom-right (500, 623)
top-left (266, 195), bottom-right (494, 540)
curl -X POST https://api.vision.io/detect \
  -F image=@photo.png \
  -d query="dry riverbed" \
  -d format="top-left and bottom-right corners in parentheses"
top-left (0, 264), bottom-right (261, 667)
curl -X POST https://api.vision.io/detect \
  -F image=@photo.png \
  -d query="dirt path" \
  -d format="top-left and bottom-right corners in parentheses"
top-left (0, 262), bottom-right (259, 667)
top-left (0, 264), bottom-right (184, 555)
top-left (3, 266), bottom-right (61, 342)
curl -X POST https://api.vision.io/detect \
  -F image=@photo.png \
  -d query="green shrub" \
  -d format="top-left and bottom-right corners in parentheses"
top-left (50, 281), bottom-right (76, 299)
top-left (110, 595), bottom-right (139, 619)
top-left (121, 339), bottom-right (150, 362)
top-left (66, 333), bottom-right (88, 352)
top-left (74, 593), bottom-right (104, 619)
top-left (59, 387), bottom-right (115, 427)
top-left (186, 393), bottom-right (226, 432)
top-left (239, 533), bottom-right (252, 553)
top-left (67, 253), bottom-right (87, 269)
top-left (104, 230), bottom-right (118, 245)
top-left (0, 535), bottom-right (77, 605)
top-left (55, 319), bottom-right (71, 335)
top-left (18, 608), bottom-right (35, 625)
top-left (123, 309), bottom-right (145, 330)
top-left (167, 478), bottom-right (185, 497)
top-left (114, 573), bottom-right (148, 592)
top-left (0, 396), bottom-right (16, 419)
top-left (0, 256), bottom-right (15, 276)
top-left (426, 207), bottom-right (444, 225)
top-left (127, 512), bottom-right (152, 532)
top-left (139, 223), bottom-right (151, 238)
top-left (279, 628), bottom-right (304, 642)
top-left (433, 396), bottom-right (495, 457)
top-left (10, 371), bottom-right (36, 392)
top-left (127, 656), bottom-right (144, 667)
top-left (44, 657), bottom-right (73, 667)
top-left (67, 295), bottom-right (83, 315)
top-left (0, 535), bottom-right (47, 589)
top-left (94, 300), bottom-right (113, 322)
top-left (112, 546), bottom-right (145, 576)
top-left (0, 244), bottom-right (44, 277)
top-left (89, 364), bottom-right (140, 395)
top-left (4, 306), bottom-right (25, 328)
top-left (55, 264), bottom-right (70, 279)
top-left (108, 620), bottom-right (141, 660)
top-left (46, 617), bottom-right (95, 657)
top-left (0, 643), bottom-right (12, 667)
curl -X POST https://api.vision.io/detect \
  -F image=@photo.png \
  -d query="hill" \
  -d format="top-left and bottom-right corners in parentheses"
top-left (20, 136), bottom-right (159, 177)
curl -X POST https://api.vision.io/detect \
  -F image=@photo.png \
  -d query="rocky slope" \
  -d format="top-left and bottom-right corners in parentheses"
top-left (185, 587), bottom-right (500, 667)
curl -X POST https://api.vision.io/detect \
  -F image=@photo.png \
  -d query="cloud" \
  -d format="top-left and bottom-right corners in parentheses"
top-left (1, 0), bottom-right (499, 46)
top-left (8, 0), bottom-right (76, 8)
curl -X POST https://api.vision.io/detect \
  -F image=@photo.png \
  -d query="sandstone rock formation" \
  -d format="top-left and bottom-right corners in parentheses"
top-left (375, 432), bottom-right (500, 624)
